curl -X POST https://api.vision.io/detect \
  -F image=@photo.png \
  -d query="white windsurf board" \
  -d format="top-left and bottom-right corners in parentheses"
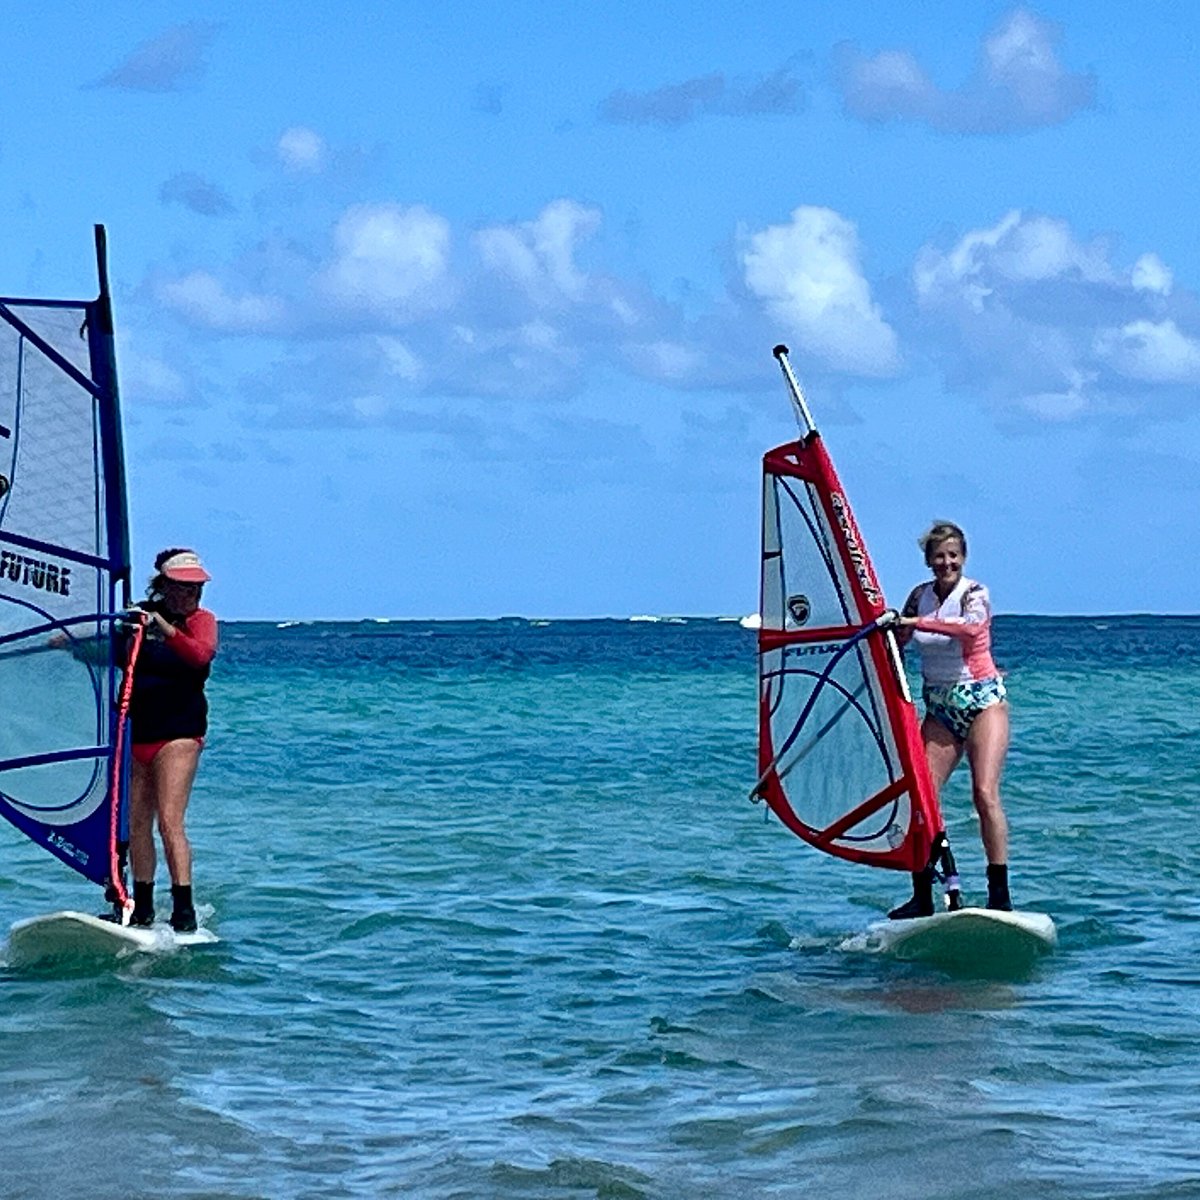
top-left (6, 910), bottom-right (218, 966)
top-left (847, 906), bottom-right (1056, 971)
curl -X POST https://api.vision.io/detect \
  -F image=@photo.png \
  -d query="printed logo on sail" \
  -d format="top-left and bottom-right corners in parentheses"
top-left (0, 550), bottom-right (71, 595)
top-left (829, 493), bottom-right (880, 606)
top-left (787, 594), bottom-right (811, 626)
top-left (46, 831), bottom-right (87, 864)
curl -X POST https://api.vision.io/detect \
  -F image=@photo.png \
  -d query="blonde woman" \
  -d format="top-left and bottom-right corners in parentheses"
top-left (890, 521), bottom-right (1012, 917)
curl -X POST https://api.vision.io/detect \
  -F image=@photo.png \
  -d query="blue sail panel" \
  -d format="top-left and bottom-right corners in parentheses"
top-left (0, 268), bottom-right (130, 889)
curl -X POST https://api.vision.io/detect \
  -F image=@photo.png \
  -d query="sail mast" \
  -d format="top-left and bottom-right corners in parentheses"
top-left (89, 224), bottom-right (132, 609)
top-left (772, 343), bottom-right (817, 434)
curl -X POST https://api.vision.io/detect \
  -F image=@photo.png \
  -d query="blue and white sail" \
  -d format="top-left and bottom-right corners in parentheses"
top-left (0, 226), bottom-right (132, 889)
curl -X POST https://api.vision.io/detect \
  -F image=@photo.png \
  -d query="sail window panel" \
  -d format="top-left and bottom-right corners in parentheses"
top-left (2, 303), bottom-right (93, 374)
top-left (0, 757), bottom-right (107, 829)
top-left (0, 627), bottom-right (108, 823)
top-left (0, 337), bottom-right (106, 562)
top-left (771, 477), bottom-right (854, 632)
top-left (770, 642), bottom-right (906, 842)
top-left (856, 645), bottom-right (905, 779)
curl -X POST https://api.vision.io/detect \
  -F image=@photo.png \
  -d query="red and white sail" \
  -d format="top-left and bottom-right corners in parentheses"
top-left (753, 347), bottom-right (945, 873)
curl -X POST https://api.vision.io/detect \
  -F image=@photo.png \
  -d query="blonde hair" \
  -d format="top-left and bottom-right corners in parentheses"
top-left (918, 520), bottom-right (967, 564)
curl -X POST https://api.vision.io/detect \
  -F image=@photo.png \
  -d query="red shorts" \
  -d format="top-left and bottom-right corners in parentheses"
top-left (131, 737), bottom-right (205, 765)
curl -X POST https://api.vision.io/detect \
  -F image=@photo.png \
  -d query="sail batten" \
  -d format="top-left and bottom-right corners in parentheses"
top-left (0, 530), bottom-right (119, 571)
top-left (755, 353), bottom-right (945, 875)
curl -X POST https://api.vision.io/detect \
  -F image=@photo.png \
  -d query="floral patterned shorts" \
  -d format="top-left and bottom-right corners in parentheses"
top-left (922, 676), bottom-right (1007, 741)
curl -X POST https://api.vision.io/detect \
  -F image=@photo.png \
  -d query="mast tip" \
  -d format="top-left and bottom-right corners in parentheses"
top-left (772, 344), bottom-right (789, 360)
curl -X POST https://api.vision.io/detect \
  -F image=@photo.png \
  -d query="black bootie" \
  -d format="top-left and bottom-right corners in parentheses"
top-left (986, 863), bottom-right (1013, 911)
top-left (130, 881), bottom-right (155, 927)
top-left (888, 868), bottom-right (935, 920)
top-left (170, 884), bottom-right (197, 933)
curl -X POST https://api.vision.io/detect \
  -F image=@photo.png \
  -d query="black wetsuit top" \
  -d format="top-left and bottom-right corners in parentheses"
top-left (127, 603), bottom-right (217, 743)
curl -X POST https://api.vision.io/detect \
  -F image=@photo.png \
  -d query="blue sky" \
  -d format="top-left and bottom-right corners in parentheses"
top-left (2, 2), bottom-right (1197, 618)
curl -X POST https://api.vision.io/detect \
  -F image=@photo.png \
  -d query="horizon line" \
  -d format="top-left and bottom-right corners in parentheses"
top-left (209, 611), bottom-right (1200, 624)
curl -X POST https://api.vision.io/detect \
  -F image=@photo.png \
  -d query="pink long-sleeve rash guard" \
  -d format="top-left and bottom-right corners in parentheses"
top-left (909, 577), bottom-right (998, 684)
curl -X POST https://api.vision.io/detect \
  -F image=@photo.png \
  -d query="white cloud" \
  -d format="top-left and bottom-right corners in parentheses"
top-left (519, 320), bottom-right (561, 350)
top-left (1095, 319), bottom-right (1200, 384)
top-left (146, 193), bottom-right (1200, 426)
top-left (915, 210), bottom-right (1020, 310)
top-left (157, 271), bottom-right (285, 333)
top-left (475, 199), bottom-right (601, 304)
top-left (375, 337), bottom-right (424, 381)
top-left (624, 340), bottom-right (707, 384)
top-left (739, 206), bottom-right (900, 376)
top-left (123, 352), bottom-right (187, 402)
top-left (913, 211), bottom-right (1200, 416)
top-left (1131, 253), bottom-right (1173, 295)
top-left (151, 195), bottom-right (911, 414)
top-left (351, 394), bottom-right (390, 421)
top-left (1020, 370), bottom-right (1092, 420)
top-left (837, 8), bottom-right (1095, 134)
top-left (915, 210), bottom-right (1113, 306)
top-left (838, 49), bottom-right (936, 123)
top-left (320, 204), bottom-right (454, 319)
top-left (984, 9), bottom-right (1072, 114)
top-left (278, 126), bottom-right (327, 172)
top-left (993, 215), bottom-right (1113, 283)
top-left (116, 332), bottom-right (193, 407)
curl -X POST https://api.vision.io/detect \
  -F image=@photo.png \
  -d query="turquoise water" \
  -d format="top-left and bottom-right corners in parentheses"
top-left (3, 617), bottom-right (1200, 1199)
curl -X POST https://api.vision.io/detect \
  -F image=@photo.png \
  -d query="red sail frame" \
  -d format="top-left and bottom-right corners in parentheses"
top-left (756, 433), bottom-right (945, 873)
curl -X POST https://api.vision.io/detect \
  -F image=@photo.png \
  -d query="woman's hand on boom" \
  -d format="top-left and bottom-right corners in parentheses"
top-left (127, 606), bottom-right (174, 638)
top-left (148, 611), bottom-right (176, 638)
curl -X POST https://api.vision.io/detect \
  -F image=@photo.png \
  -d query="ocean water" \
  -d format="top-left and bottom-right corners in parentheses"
top-left (2, 616), bottom-right (1200, 1200)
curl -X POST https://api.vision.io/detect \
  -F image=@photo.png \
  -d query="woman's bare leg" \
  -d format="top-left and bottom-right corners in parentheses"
top-left (922, 715), bottom-right (964, 793)
top-left (889, 717), bottom-right (965, 918)
top-left (965, 703), bottom-right (1010, 863)
top-left (129, 755), bottom-right (157, 882)
top-left (148, 740), bottom-right (201, 886)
